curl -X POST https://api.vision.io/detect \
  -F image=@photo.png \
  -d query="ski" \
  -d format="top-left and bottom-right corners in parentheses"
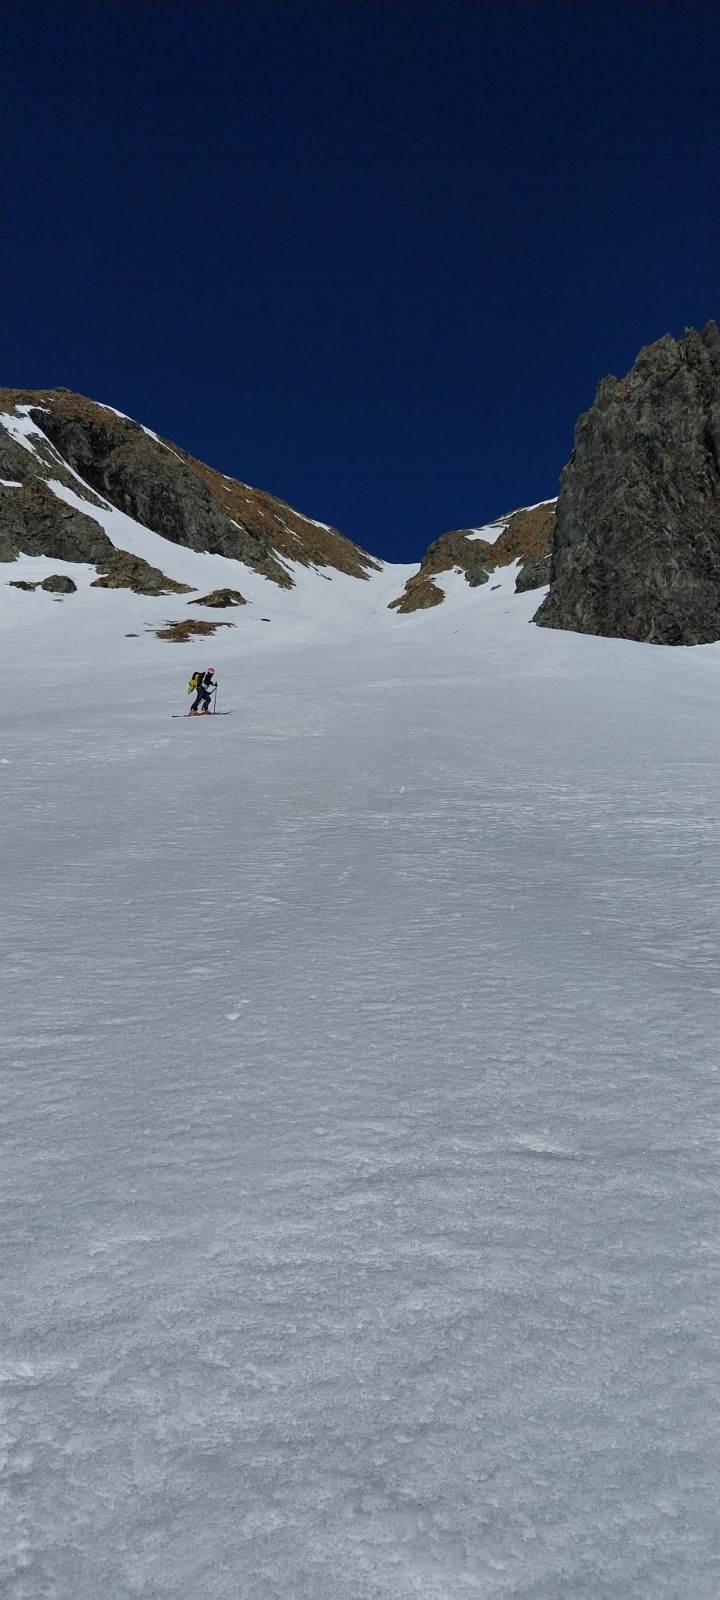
top-left (172, 711), bottom-right (234, 718)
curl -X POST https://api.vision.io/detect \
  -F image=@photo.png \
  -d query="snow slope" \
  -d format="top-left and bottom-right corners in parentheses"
top-left (2, 550), bottom-right (719, 1599)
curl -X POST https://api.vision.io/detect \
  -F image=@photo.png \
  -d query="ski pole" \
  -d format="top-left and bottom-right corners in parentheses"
top-left (213, 683), bottom-right (218, 715)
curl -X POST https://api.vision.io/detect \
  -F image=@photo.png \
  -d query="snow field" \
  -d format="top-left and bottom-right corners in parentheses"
top-left (2, 551), bottom-right (719, 1599)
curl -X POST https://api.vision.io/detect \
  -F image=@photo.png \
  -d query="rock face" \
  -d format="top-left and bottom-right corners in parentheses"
top-left (0, 480), bottom-right (112, 564)
top-left (515, 555), bottom-right (552, 593)
top-left (534, 323), bottom-right (720, 645)
top-left (90, 549), bottom-right (194, 595)
top-left (389, 502), bottom-right (555, 612)
top-left (0, 388), bottom-right (380, 586)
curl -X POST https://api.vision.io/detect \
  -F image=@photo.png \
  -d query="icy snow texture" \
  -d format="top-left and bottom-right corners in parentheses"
top-left (2, 540), bottom-right (719, 1600)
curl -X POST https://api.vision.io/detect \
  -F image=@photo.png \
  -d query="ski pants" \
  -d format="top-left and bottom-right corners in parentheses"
top-left (192, 686), bottom-right (212, 712)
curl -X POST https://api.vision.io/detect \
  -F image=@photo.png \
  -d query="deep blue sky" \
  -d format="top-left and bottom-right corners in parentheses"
top-left (3, 1), bottom-right (717, 561)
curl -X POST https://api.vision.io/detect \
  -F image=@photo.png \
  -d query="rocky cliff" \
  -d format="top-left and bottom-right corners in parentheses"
top-left (0, 388), bottom-right (380, 585)
top-left (534, 322), bottom-right (720, 645)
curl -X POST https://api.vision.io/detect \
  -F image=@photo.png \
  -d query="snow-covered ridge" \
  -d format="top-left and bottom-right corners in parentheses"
top-left (38, 473), bottom-right (405, 617)
top-left (0, 389), bottom-right (409, 634)
top-left (1, 387), bottom-right (561, 634)
top-left (0, 386), bottom-right (381, 589)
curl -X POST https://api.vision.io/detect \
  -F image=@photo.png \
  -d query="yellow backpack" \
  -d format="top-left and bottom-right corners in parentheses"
top-left (187, 672), bottom-right (202, 695)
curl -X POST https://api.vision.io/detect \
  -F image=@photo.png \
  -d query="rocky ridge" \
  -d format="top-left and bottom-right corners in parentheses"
top-left (389, 502), bottom-right (556, 612)
top-left (0, 387), bottom-right (380, 585)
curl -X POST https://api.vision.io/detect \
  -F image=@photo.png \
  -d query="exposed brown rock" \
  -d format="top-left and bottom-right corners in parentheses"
top-left (8, 579), bottom-right (39, 591)
top-left (192, 587), bottom-right (247, 608)
top-left (154, 618), bottom-right (236, 643)
top-left (389, 502), bottom-right (556, 612)
top-left (389, 575), bottom-right (446, 613)
top-left (91, 549), bottom-right (194, 595)
top-left (492, 502), bottom-right (556, 565)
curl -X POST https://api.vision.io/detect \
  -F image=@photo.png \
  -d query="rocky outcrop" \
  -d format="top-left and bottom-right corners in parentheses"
top-left (389, 502), bottom-right (555, 612)
top-left (6, 573), bottom-right (76, 593)
top-left (0, 388), bottom-right (380, 586)
top-left (192, 587), bottom-right (247, 608)
top-left (389, 574), bottom-right (446, 613)
top-left (154, 618), bottom-right (235, 643)
top-left (515, 554), bottom-right (551, 593)
top-left (534, 323), bottom-right (720, 645)
top-left (0, 430), bottom-right (41, 486)
top-left (90, 549), bottom-right (194, 595)
top-left (41, 574), bottom-right (77, 593)
top-left (0, 479), bottom-right (112, 564)
top-left (493, 502), bottom-right (556, 567)
top-left (389, 531), bottom-right (495, 611)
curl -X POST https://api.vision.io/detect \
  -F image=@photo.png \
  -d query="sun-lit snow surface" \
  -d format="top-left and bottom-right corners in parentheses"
top-left (2, 524), bottom-right (719, 1599)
